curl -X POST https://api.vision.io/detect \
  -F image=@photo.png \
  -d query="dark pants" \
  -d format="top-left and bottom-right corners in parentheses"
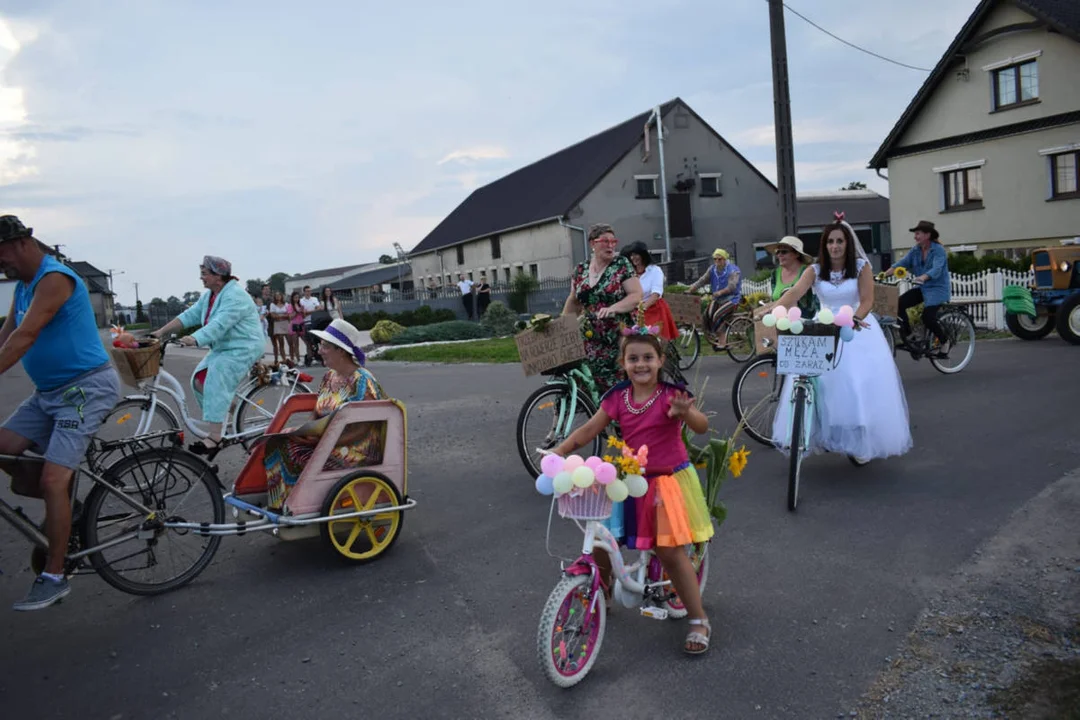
top-left (477, 296), bottom-right (490, 318)
top-left (897, 288), bottom-right (946, 346)
top-left (462, 294), bottom-right (474, 320)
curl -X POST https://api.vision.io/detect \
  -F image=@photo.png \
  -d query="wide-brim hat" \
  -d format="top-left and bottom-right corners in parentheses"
top-left (310, 319), bottom-right (367, 366)
top-left (908, 220), bottom-right (939, 240)
top-left (763, 236), bottom-right (812, 262)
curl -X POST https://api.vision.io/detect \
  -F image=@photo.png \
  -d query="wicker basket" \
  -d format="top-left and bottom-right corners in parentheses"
top-left (557, 485), bottom-right (613, 520)
top-left (110, 339), bottom-right (162, 387)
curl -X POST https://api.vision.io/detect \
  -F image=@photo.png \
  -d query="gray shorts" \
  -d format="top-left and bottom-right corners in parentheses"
top-left (3, 364), bottom-right (121, 469)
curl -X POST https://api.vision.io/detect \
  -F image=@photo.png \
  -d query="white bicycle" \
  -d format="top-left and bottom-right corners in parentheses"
top-left (97, 339), bottom-right (314, 459)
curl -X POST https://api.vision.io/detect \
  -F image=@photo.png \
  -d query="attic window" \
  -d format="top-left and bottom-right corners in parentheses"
top-left (991, 59), bottom-right (1038, 111)
top-left (699, 173), bottom-right (722, 197)
top-left (635, 174), bottom-right (659, 198)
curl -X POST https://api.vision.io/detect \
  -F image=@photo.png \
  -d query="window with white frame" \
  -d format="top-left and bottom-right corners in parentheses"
top-left (983, 52), bottom-right (1040, 111)
top-left (699, 173), bottom-right (722, 197)
top-left (634, 174), bottom-right (658, 198)
top-left (935, 160), bottom-right (985, 211)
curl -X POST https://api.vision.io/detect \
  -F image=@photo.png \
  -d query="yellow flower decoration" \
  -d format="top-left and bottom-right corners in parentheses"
top-left (893, 266), bottom-right (908, 279)
top-left (602, 455), bottom-right (614, 463)
top-left (607, 436), bottom-right (622, 449)
top-left (727, 446), bottom-right (751, 478)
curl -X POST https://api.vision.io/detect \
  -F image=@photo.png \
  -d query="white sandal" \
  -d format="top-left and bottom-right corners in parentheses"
top-left (684, 618), bottom-right (711, 656)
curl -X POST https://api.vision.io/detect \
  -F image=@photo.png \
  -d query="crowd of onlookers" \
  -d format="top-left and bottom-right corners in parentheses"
top-left (253, 283), bottom-right (343, 365)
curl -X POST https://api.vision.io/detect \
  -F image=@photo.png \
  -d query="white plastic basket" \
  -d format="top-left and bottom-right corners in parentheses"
top-left (556, 486), bottom-right (613, 520)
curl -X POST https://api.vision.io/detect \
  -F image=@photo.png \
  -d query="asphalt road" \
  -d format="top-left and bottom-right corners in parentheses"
top-left (1, 339), bottom-right (1077, 719)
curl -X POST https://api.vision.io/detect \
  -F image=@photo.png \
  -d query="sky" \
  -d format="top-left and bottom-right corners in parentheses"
top-left (0, 0), bottom-right (979, 304)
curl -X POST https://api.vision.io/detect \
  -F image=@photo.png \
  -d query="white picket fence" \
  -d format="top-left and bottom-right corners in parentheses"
top-left (740, 269), bottom-right (1034, 330)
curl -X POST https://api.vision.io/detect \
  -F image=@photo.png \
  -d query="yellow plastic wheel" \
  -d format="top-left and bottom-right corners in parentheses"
top-left (319, 471), bottom-right (405, 563)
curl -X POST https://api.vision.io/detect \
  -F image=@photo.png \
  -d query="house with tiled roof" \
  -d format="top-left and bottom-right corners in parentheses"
top-left (407, 98), bottom-right (780, 285)
top-left (870, 0), bottom-right (1080, 260)
top-left (66, 260), bottom-right (115, 328)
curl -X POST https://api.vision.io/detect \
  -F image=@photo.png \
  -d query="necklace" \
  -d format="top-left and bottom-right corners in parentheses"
top-left (623, 386), bottom-right (663, 415)
top-left (828, 268), bottom-right (847, 286)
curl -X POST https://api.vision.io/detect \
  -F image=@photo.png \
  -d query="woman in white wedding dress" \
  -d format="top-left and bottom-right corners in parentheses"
top-left (770, 215), bottom-right (913, 463)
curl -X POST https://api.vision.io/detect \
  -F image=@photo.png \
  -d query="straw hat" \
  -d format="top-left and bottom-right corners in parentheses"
top-left (763, 236), bottom-right (813, 262)
top-left (310, 319), bottom-right (367, 366)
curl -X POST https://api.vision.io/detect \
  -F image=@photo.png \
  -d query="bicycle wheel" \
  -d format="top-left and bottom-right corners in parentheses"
top-left (787, 384), bottom-right (807, 512)
top-left (233, 378), bottom-right (313, 449)
top-left (81, 448), bottom-right (224, 596)
top-left (96, 397), bottom-right (182, 464)
top-left (537, 573), bottom-right (606, 688)
top-left (651, 541), bottom-right (710, 619)
top-left (929, 309), bottom-right (976, 375)
top-left (725, 315), bottom-right (755, 363)
top-left (320, 471), bottom-right (404, 563)
top-left (882, 323), bottom-right (897, 358)
top-left (732, 355), bottom-right (781, 447)
top-left (516, 384), bottom-right (599, 479)
top-left (676, 327), bottom-right (701, 371)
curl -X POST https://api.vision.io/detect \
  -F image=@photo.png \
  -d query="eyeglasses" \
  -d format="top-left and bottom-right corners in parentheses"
top-left (591, 237), bottom-right (618, 247)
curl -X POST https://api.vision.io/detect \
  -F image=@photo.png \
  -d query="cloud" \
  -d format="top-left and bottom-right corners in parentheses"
top-left (437, 145), bottom-right (510, 165)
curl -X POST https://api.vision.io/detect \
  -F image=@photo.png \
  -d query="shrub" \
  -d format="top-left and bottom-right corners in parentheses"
top-left (508, 271), bottom-right (539, 314)
top-left (388, 321), bottom-right (492, 345)
top-left (371, 319), bottom-right (406, 344)
top-left (346, 306), bottom-right (455, 331)
top-left (480, 301), bottom-right (518, 337)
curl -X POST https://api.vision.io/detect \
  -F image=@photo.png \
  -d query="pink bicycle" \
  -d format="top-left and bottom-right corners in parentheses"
top-left (535, 478), bottom-right (709, 688)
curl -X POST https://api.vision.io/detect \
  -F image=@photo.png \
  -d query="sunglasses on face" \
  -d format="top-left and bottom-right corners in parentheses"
top-left (775, 248), bottom-right (792, 255)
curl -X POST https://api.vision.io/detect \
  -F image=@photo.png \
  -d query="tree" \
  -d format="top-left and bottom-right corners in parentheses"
top-left (245, 278), bottom-right (265, 296)
top-left (166, 296), bottom-right (184, 315)
top-left (135, 300), bottom-right (147, 323)
top-left (840, 181), bottom-right (868, 191)
top-left (183, 291), bottom-right (201, 305)
top-left (379, 254), bottom-right (395, 264)
top-left (268, 272), bottom-right (290, 293)
top-left (149, 297), bottom-right (165, 306)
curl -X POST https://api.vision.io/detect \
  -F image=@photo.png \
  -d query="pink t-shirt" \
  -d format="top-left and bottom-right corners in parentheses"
top-left (600, 382), bottom-right (691, 475)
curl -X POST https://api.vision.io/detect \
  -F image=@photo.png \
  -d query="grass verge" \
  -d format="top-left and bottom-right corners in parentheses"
top-left (376, 338), bottom-right (520, 363)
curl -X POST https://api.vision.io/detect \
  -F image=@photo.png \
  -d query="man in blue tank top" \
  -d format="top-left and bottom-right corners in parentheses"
top-left (0, 215), bottom-right (120, 611)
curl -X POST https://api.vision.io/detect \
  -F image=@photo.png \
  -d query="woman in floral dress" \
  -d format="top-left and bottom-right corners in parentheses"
top-left (264, 319), bottom-right (387, 511)
top-left (561, 223), bottom-right (644, 393)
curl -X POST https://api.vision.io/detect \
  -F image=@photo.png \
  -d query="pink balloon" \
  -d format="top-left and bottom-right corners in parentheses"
top-left (839, 305), bottom-right (854, 317)
top-left (540, 453), bottom-right (564, 477)
top-left (595, 462), bottom-right (617, 485)
top-left (563, 455), bottom-right (585, 472)
top-left (772, 305), bottom-right (788, 319)
top-left (584, 456), bottom-right (603, 470)
top-left (787, 306), bottom-right (802, 322)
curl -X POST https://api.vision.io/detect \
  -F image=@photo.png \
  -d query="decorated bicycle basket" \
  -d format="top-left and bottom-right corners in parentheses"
top-left (761, 305), bottom-right (856, 377)
top-left (533, 441), bottom-right (651, 520)
top-left (514, 314), bottom-right (586, 377)
top-left (108, 327), bottom-right (161, 387)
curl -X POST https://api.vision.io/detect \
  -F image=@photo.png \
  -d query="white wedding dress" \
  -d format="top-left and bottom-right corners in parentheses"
top-left (771, 259), bottom-right (913, 460)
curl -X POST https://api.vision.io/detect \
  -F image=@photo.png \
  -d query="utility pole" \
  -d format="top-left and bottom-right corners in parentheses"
top-left (133, 281), bottom-right (140, 305)
top-left (768, 0), bottom-right (798, 237)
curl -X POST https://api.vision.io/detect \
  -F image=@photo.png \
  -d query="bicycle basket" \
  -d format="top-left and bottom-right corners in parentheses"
top-left (557, 485), bottom-right (613, 520)
top-left (110, 339), bottom-right (161, 387)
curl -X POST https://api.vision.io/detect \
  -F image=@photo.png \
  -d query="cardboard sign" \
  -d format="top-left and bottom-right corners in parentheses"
top-left (515, 315), bottom-right (587, 377)
top-left (873, 283), bottom-right (899, 318)
top-left (776, 334), bottom-right (838, 377)
top-left (752, 303), bottom-right (778, 355)
top-left (666, 293), bottom-right (704, 327)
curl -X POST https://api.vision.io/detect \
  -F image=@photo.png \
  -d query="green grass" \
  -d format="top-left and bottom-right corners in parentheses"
top-left (376, 338), bottom-right (521, 363)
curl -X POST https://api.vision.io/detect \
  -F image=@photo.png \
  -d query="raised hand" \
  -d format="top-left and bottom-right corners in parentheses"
top-left (667, 390), bottom-right (694, 419)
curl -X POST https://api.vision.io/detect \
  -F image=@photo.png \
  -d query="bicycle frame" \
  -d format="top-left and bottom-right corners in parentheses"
top-left (563, 521), bottom-right (676, 612)
top-left (784, 375), bottom-right (818, 456)
top-left (543, 365), bottom-right (600, 440)
top-left (0, 432), bottom-right (195, 563)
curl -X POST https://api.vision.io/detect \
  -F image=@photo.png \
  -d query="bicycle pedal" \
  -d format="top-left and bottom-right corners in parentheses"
top-left (640, 606), bottom-right (669, 620)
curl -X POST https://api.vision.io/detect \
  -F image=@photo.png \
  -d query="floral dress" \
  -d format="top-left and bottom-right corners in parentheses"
top-left (265, 367), bottom-right (387, 510)
top-left (571, 255), bottom-right (634, 393)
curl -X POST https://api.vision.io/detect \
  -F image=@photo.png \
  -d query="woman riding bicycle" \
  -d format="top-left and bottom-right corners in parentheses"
top-left (770, 214), bottom-right (912, 463)
top-left (621, 241), bottom-right (678, 341)
top-left (763, 236), bottom-right (819, 316)
top-left (685, 248), bottom-right (741, 351)
top-left (561, 223), bottom-right (643, 394)
top-left (150, 255), bottom-right (265, 455)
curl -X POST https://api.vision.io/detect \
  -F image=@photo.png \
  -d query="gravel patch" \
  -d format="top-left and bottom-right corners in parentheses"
top-left (847, 468), bottom-right (1080, 719)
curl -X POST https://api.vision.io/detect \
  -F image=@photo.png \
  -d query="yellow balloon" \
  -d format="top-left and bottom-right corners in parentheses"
top-left (606, 480), bottom-right (629, 502)
top-left (571, 466), bottom-right (595, 488)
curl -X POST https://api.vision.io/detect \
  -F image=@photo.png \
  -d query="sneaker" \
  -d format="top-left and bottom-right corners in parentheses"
top-left (13, 575), bottom-right (71, 611)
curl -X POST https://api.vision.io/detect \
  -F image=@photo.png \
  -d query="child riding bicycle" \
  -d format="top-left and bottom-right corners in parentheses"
top-left (552, 325), bottom-right (714, 655)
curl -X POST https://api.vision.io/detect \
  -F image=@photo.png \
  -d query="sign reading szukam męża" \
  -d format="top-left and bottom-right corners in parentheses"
top-left (776, 334), bottom-right (838, 376)
top-left (515, 315), bottom-right (587, 376)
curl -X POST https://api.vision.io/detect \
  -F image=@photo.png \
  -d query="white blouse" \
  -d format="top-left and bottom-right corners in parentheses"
top-left (639, 264), bottom-right (666, 298)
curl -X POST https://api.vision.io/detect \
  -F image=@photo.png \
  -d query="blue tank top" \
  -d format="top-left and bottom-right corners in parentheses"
top-left (14, 256), bottom-right (110, 391)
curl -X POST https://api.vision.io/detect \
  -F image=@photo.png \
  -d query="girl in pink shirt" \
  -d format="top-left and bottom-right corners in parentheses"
top-left (553, 330), bottom-right (713, 655)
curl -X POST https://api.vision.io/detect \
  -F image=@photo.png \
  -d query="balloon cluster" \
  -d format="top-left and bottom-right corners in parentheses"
top-left (762, 305), bottom-right (857, 342)
top-left (535, 453), bottom-right (648, 502)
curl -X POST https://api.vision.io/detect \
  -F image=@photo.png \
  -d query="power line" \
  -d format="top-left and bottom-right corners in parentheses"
top-left (779, 2), bottom-right (933, 73)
